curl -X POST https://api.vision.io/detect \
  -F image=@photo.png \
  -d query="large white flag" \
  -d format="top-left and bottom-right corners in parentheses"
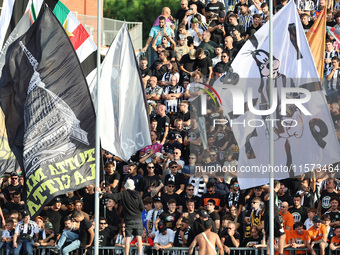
top-left (214, 0), bottom-right (340, 189)
top-left (97, 23), bottom-right (152, 162)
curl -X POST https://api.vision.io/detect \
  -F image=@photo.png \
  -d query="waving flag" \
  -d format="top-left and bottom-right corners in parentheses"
top-left (94, 23), bottom-right (152, 161)
top-left (214, 0), bottom-right (340, 189)
top-left (0, 8), bottom-right (96, 217)
top-left (0, 0), bottom-right (97, 85)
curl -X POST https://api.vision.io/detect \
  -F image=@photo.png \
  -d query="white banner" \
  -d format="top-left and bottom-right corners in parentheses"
top-left (97, 23), bottom-right (152, 162)
top-left (214, 1), bottom-right (340, 189)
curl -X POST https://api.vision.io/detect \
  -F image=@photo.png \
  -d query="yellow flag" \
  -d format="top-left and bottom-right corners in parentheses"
top-left (306, 8), bottom-right (327, 79)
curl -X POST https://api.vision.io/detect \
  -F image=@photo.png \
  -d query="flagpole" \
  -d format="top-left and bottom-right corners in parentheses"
top-left (94, 0), bottom-right (102, 254)
top-left (269, 0), bottom-right (275, 254)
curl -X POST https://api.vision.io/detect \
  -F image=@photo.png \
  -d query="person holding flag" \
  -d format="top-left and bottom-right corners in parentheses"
top-left (97, 179), bottom-right (144, 255)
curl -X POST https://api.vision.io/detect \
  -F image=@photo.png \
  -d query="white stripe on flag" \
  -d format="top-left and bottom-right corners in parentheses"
top-left (76, 37), bottom-right (96, 63)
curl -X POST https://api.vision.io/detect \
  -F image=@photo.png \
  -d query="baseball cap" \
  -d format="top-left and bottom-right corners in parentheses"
top-left (182, 217), bottom-right (190, 224)
top-left (153, 196), bottom-right (162, 202)
top-left (66, 199), bottom-right (74, 205)
top-left (167, 133), bottom-right (176, 140)
top-left (199, 210), bottom-right (209, 219)
top-left (158, 221), bottom-right (167, 233)
top-left (44, 222), bottom-right (54, 230)
top-left (52, 197), bottom-right (62, 204)
top-left (21, 210), bottom-right (30, 218)
top-left (154, 152), bottom-right (164, 159)
top-left (192, 17), bottom-right (199, 23)
top-left (167, 180), bottom-right (175, 186)
top-left (313, 215), bottom-right (322, 223)
top-left (11, 172), bottom-right (18, 177)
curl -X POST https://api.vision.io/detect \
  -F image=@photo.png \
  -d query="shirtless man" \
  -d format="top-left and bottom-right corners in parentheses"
top-left (188, 220), bottom-right (223, 255)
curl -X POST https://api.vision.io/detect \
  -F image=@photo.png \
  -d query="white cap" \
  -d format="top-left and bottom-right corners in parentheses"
top-left (124, 179), bottom-right (135, 190)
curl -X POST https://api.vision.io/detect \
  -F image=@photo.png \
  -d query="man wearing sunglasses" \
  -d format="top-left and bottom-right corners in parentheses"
top-left (3, 172), bottom-right (23, 202)
top-left (164, 161), bottom-right (186, 195)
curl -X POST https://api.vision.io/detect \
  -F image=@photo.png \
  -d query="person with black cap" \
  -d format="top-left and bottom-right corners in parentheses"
top-left (174, 217), bottom-right (195, 247)
top-left (307, 215), bottom-right (328, 255)
top-left (41, 197), bottom-right (63, 234)
top-left (154, 221), bottom-right (175, 254)
top-left (12, 210), bottom-right (39, 255)
top-left (208, 11), bottom-right (227, 45)
top-left (188, 219), bottom-right (223, 255)
top-left (146, 196), bottom-right (164, 238)
top-left (97, 179), bottom-right (145, 255)
top-left (192, 210), bottom-right (217, 236)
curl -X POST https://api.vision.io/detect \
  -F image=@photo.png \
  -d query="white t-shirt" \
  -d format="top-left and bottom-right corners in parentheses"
top-left (154, 229), bottom-right (175, 245)
top-left (304, 218), bottom-right (313, 231)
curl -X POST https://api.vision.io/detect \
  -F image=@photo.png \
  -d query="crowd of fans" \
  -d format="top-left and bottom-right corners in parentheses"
top-left (1, 0), bottom-right (340, 254)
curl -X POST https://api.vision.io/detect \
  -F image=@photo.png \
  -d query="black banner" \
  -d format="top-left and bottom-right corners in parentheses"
top-left (0, 8), bottom-right (96, 217)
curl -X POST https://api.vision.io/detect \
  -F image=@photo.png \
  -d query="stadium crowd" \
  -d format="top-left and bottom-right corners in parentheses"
top-left (1, 0), bottom-right (340, 254)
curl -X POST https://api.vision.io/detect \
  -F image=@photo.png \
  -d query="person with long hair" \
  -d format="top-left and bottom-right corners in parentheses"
top-left (160, 61), bottom-right (180, 87)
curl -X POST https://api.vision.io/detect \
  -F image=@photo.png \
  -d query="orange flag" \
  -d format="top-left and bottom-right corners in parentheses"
top-left (306, 8), bottom-right (327, 79)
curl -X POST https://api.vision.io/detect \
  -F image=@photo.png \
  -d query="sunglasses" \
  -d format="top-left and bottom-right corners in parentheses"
top-left (11, 177), bottom-right (18, 180)
top-left (168, 185), bottom-right (175, 188)
top-left (171, 166), bottom-right (178, 169)
top-left (148, 166), bottom-right (155, 169)
top-left (99, 222), bottom-right (106, 225)
top-left (187, 189), bottom-right (194, 191)
top-left (222, 55), bottom-right (228, 58)
top-left (226, 227), bottom-right (232, 230)
top-left (174, 152), bottom-right (180, 154)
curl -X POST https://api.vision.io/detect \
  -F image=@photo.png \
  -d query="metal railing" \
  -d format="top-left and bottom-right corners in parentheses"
top-left (76, 14), bottom-right (143, 52)
top-left (4, 245), bottom-right (340, 255)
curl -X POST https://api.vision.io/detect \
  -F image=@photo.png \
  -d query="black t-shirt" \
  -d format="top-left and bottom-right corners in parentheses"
top-left (79, 218), bottom-right (92, 248)
top-left (288, 206), bottom-right (308, 223)
top-left (100, 206), bottom-right (120, 233)
top-left (140, 67), bottom-right (152, 79)
top-left (3, 184), bottom-right (23, 201)
top-left (172, 129), bottom-right (187, 145)
top-left (139, 163), bottom-right (163, 177)
top-left (221, 230), bottom-right (241, 247)
top-left (325, 210), bottom-right (340, 223)
top-left (205, 2), bottom-right (225, 15)
top-left (233, 39), bottom-right (246, 53)
top-left (164, 173), bottom-right (186, 190)
top-left (41, 209), bottom-right (63, 234)
top-left (246, 24), bottom-right (262, 37)
top-left (101, 172), bottom-right (120, 193)
top-left (155, 115), bottom-right (170, 139)
top-left (175, 8), bottom-right (188, 26)
top-left (150, 60), bottom-right (169, 81)
top-left (180, 54), bottom-right (196, 81)
top-left (209, 211), bottom-right (220, 224)
top-left (161, 192), bottom-right (181, 209)
top-left (159, 210), bottom-right (182, 230)
top-left (209, 20), bottom-right (225, 45)
top-left (277, 193), bottom-right (293, 207)
top-left (225, 24), bottom-right (245, 37)
top-left (82, 193), bottom-right (95, 216)
top-left (193, 57), bottom-right (212, 76)
top-left (99, 227), bottom-right (114, 246)
top-left (243, 233), bottom-right (263, 247)
top-left (141, 175), bottom-right (162, 193)
top-left (3, 201), bottom-right (24, 212)
top-left (176, 111), bottom-right (190, 123)
top-left (320, 190), bottom-right (339, 215)
top-left (225, 47), bottom-right (238, 62)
